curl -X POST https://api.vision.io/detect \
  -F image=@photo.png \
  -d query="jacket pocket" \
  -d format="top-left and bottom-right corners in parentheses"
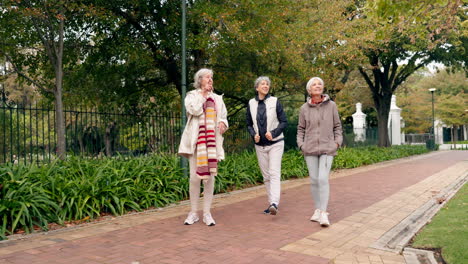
top-left (302, 135), bottom-right (309, 152)
top-left (327, 140), bottom-right (337, 154)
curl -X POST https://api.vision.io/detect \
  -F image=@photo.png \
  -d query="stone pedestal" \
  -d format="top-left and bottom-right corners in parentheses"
top-left (388, 95), bottom-right (402, 145)
top-left (435, 119), bottom-right (444, 145)
top-left (401, 118), bottom-right (406, 144)
top-left (352, 103), bottom-right (367, 142)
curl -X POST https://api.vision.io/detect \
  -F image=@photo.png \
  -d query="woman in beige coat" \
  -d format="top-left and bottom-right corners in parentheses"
top-left (297, 77), bottom-right (342, 227)
top-left (178, 68), bottom-right (228, 226)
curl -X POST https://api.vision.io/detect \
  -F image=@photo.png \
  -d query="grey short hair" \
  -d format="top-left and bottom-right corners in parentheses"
top-left (193, 68), bottom-right (213, 89)
top-left (254, 76), bottom-right (271, 89)
top-left (306, 77), bottom-right (324, 93)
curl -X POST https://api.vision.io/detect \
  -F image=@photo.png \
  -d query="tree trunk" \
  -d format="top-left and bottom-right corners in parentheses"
top-left (359, 65), bottom-right (392, 147)
top-left (376, 102), bottom-right (391, 147)
top-left (372, 75), bottom-right (392, 147)
top-left (78, 134), bottom-right (84, 153)
top-left (453, 125), bottom-right (459, 142)
top-left (358, 52), bottom-right (427, 148)
top-left (452, 125), bottom-right (457, 148)
top-left (55, 88), bottom-right (66, 159)
top-left (55, 16), bottom-right (66, 160)
top-left (105, 123), bottom-right (113, 157)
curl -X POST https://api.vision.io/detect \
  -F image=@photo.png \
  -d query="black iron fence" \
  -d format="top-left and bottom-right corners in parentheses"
top-left (342, 125), bottom-right (379, 147)
top-left (0, 103), bottom-right (253, 165)
top-left (1, 103), bottom-right (383, 165)
top-left (405, 133), bottom-right (433, 144)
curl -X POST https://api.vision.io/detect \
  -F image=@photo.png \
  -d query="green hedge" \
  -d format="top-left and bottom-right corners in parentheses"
top-left (0, 145), bottom-right (429, 239)
top-left (332, 145), bottom-right (430, 169)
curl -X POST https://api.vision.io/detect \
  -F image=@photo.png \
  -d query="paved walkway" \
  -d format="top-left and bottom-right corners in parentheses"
top-left (0, 151), bottom-right (466, 264)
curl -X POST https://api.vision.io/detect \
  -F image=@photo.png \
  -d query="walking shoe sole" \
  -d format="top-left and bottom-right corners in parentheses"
top-left (203, 220), bottom-right (215, 226)
top-left (184, 219), bottom-right (199, 225)
top-left (320, 223), bottom-right (330, 227)
top-left (203, 214), bottom-right (215, 226)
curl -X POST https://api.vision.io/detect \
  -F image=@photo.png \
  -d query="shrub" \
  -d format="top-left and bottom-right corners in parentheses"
top-left (0, 145), bottom-right (430, 239)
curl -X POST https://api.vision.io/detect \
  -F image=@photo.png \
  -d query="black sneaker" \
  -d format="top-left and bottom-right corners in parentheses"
top-left (269, 203), bottom-right (278, 215)
top-left (263, 207), bottom-right (270, 214)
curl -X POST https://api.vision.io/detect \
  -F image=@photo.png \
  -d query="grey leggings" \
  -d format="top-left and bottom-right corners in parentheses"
top-left (305, 155), bottom-right (334, 211)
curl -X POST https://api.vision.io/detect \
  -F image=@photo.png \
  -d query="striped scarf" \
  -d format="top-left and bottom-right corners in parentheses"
top-left (196, 97), bottom-right (217, 180)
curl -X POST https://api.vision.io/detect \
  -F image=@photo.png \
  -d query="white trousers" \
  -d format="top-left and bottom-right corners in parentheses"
top-left (189, 153), bottom-right (215, 214)
top-left (305, 155), bottom-right (334, 211)
top-left (255, 141), bottom-right (284, 206)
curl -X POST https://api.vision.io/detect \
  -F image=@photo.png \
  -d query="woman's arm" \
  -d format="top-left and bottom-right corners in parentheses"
top-left (246, 103), bottom-right (256, 137)
top-left (297, 107), bottom-right (306, 149)
top-left (184, 91), bottom-right (205, 116)
top-left (218, 97), bottom-right (229, 133)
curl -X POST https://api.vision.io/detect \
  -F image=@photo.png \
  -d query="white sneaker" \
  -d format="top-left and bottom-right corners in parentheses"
top-left (203, 212), bottom-right (216, 226)
top-left (184, 212), bottom-right (199, 225)
top-left (310, 209), bottom-right (321, 222)
top-left (319, 211), bottom-right (330, 227)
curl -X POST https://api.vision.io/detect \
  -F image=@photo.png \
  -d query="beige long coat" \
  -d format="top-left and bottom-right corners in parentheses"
top-left (178, 89), bottom-right (229, 160)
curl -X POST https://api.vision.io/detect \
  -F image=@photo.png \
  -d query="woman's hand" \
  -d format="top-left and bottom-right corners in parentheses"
top-left (218, 122), bottom-right (227, 135)
top-left (254, 134), bottom-right (260, 143)
top-left (265, 131), bottom-right (273, 141)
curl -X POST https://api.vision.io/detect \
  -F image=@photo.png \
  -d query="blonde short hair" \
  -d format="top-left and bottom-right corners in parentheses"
top-left (193, 68), bottom-right (213, 89)
top-left (306, 77), bottom-right (324, 93)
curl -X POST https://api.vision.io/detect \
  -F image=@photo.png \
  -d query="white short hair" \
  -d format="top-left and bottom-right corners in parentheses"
top-left (254, 76), bottom-right (271, 89)
top-left (306, 77), bottom-right (324, 93)
top-left (193, 68), bottom-right (213, 89)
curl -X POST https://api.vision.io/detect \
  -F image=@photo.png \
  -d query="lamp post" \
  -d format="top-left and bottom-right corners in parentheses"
top-left (429, 88), bottom-right (436, 149)
top-left (180, 0), bottom-right (188, 176)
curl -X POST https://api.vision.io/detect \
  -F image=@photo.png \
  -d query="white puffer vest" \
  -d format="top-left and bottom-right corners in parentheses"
top-left (248, 96), bottom-right (284, 141)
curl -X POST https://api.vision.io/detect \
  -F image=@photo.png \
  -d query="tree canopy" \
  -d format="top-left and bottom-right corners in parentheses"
top-left (397, 69), bottom-right (467, 134)
top-left (0, 0), bottom-right (100, 158)
top-left (322, 0), bottom-right (466, 146)
top-left (1, 0), bottom-right (466, 141)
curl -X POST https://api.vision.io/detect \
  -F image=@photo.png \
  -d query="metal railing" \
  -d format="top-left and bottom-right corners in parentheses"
top-left (342, 125), bottom-right (379, 147)
top-left (405, 133), bottom-right (433, 145)
top-left (1, 102), bottom-right (383, 165)
top-left (0, 103), bottom-right (252, 165)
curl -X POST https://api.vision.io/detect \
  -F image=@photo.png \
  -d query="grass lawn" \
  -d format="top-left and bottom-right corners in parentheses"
top-left (412, 183), bottom-right (468, 264)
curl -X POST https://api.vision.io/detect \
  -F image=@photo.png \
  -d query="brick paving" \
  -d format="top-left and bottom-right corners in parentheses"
top-left (282, 158), bottom-right (467, 264)
top-left (0, 151), bottom-right (466, 264)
